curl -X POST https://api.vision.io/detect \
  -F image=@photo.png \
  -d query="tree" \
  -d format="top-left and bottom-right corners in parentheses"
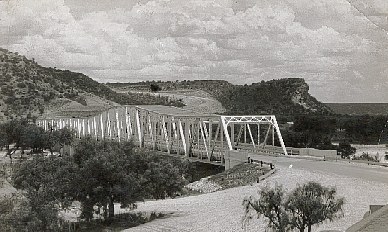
top-left (72, 140), bottom-right (144, 220)
top-left (243, 182), bottom-right (344, 232)
top-left (337, 142), bottom-right (356, 159)
top-left (46, 127), bottom-right (75, 155)
top-left (21, 124), bottom-right (47, 153)
top-left (12, 155), bottom-right (77, 231)
top-left (12, 137), bottom-right (187, 225)
top-left (243, 184), bottom-right (290, 232)
top-left (0, 119), bottom-right (28, 163)
top-left (71, 138), bottom-right (187, 220)
top-left (150, 83), bottom-right (161, 92)
top-left (286, 182), bottom-right (344, 232)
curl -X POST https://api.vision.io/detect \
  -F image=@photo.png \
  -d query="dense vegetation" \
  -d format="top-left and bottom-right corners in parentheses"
top-left (0, 119), bottom-right (74, 163)
top-left (281, 115), bottom-right (387, 148)
top-left (326, 103), bottom-right (388, 116)
top-left (0, 48), bottom-right (182, 121)
top-left (0, 121), bottom-right (189, 231)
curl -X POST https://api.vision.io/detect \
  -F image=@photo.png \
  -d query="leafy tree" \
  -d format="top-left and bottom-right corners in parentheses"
top-left (150, 83), bottom-right (161, 92)
top-left (21, 124), bottom-right (47, 153)
top-left (12, 155), bottom-right (77, 231)
top-left (286, 182), bottom-right (344, 232)
top-left (243, 184), bottom-right (290, 232)
top-left (0, 119), bottom-right (28, 162)
top-left (337, 142), bottom-right (356, 158)
top-left (72, 140), bottom-right (144, 220)
top-left (142, 156), bottom-right (187, 199)
top-left (0, 193), bottom-right (64, 232)
top-left (46, 127), bottom-right (75, 155)
top-left (11, 137), bottom-right (187, 226)
top-left (243, 182), bottom-right (344, 232)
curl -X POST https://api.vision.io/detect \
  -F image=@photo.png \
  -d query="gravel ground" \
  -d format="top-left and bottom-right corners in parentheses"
top-left (150, 90), bottom-right (226, 114)
top-left (185, 177), bottom-right (222, 193)
top-left (123, 165), bottom-right (388, 232)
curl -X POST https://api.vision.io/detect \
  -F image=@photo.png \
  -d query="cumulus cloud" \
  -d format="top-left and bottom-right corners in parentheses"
top-left (1, 0), bottom-right (387, 102)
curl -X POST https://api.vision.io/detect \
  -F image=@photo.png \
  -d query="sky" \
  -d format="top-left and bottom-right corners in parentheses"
top-left (0, 0), bottom-right (388, 103)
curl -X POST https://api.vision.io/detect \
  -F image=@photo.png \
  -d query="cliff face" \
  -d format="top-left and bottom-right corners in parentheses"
top-left (286, 78), bottom-right (331, 113)
top-left (215, 78), bottom-right (332, 115)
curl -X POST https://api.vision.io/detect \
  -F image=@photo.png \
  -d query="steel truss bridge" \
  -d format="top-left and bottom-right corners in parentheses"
top-left (37, 105), bottom-right (288, 165)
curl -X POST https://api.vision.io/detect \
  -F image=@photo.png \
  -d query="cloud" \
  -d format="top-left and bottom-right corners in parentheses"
top-left (1, 0), bottom-right (388, 102)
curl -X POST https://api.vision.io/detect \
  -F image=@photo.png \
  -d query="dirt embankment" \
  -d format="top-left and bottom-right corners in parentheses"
top-left (136, 90), bottom-right (226, 115)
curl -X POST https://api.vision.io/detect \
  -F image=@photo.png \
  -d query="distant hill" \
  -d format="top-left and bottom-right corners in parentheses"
top-left (108, 78), bottom-right (332, 115)
top-left (326, 103), bottom-right (388, 116)
top-left (0, 48), bottom-right (182, 121)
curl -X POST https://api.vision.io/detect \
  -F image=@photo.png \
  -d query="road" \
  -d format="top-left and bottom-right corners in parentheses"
top-left (262, 155), bottom-right (388, 184)
top-left (123, 156), bottom-right (388, 232)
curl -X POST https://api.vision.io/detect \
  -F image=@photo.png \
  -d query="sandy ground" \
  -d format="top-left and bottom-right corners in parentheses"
top-left (123, 158), bottom-right (388, 232)
top-left (130, 90), bottom-right (226, 115)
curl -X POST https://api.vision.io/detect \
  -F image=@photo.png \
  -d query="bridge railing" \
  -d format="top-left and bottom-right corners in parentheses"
top-left (248, 157), bottom-right (275, 170)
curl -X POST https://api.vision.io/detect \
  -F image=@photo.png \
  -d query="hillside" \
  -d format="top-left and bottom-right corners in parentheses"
top-left (108, 79), bottom-right (332, 115)
top-left (0, 48), bottom-right (182, 120)
top-left (220, 78), bottom-right (332, 115)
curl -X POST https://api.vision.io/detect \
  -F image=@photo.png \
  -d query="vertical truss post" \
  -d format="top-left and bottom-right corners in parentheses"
top-left (196, 120), bottom-right (200, 158)
top-left (167, 117), bottom-right (172, 154)
top-left (100, 113), bottom-right (104, 140)
top-left (162, 116), bottom-right (170, 154)
top-left (220, 121), bottom-right (224, 161)
top-left (185, 121), bottom-right (190, 157)
top-left (244, 123), bottom-right (247, 144)
top-left (230, 123), bottom-right (235, 149)
top-left (272, 124), bottom-right (275, 146)
top-left (116, 109), bottom-right (120, 142)
top-left (208, 121), bottom-right (212, 161)
top-left (148, 115), bottom-right (154, 150)
top-left (87, 119), bottom-right (91, 135)
top-left (93, 116), bottom-right (97, 139)
top-left (135, 109), bottom-right (142, 147)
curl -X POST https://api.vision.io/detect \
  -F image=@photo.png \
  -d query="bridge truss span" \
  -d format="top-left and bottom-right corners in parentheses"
top-left (36, 105), bottom-right (288, 165)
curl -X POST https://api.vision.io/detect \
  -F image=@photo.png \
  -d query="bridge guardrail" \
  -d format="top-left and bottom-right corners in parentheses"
top-left (248, 157), bottom-right (275, 170)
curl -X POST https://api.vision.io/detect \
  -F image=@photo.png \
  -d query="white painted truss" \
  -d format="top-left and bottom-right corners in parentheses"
top-left (36, 106), bottom-right (288, 164)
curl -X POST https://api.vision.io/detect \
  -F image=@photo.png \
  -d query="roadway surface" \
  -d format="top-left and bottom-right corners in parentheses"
top-left (255, 154), bottom-right (388, 184)
top-left (124, 155), bottom-right (388, 232)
